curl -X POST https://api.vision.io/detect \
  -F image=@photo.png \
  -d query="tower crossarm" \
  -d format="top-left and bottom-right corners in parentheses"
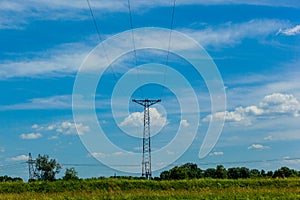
top-left (132, 99), bottom-right (161, 107)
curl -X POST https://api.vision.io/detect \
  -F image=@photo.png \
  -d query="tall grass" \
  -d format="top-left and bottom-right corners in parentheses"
top-left (0, 178), bottom-right (299, 199)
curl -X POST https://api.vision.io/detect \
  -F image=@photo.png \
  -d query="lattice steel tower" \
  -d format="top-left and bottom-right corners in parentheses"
top-left (132, 99), bottom-right (161, 179)
top-left (27, 153), bottom-right (38, 180)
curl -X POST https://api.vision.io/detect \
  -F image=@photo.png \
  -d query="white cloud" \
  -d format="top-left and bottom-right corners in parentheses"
top-left (113, 151), bottom-right (134, 156)
top-left (47, 125), bottom-right (56, 131)
top-left (248, 144), bottom-right (270, 150)
top-left (0, 42), bottom-right (89, 79)
top-left (48, 135), bottom-right (58, 140)
top-left (210, 151), bottom-right (224, 156)
top-left (31, 124), bottom-right (39, 129)
top-left (203, 93), bottom-right (300, 125)
top-left (20, 133), bottom-right (42, 139)
top-left (183, 19), bottom-right (289, 47)
top-left (278, 25), bottom-right (300, 36)
top-left (27, 121), bottom-right (90, 136)
top-left (89, 151), bottom-right (134, 159)
top-left (0, 95), bottom-right (72, 110)
top-left (0, 19), bottom-right (292, 80)
top-left (119, 108), bottom-right (167, 127)
top-left (264, 136), bottom-right (273, 141)
top-left (180, 119), bottom-right (190, 127)
top-left (0, 147), bottom-right (4, 153)
top-left (259, 93), bottom-right (300, 117)
top-left (89, 152), bottom-right (107, 159)
top-left (7, 154), bottom-right (29, 161)
top-left (283, 159), bottom-right (300, 165)
top-left (55, 121), bottom-right (90, 135)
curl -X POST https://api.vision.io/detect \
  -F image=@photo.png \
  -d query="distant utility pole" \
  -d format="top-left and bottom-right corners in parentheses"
top-left (27, 153), bottom-right (37, 180)
top-left (132, 99), bottom-right (161, 179)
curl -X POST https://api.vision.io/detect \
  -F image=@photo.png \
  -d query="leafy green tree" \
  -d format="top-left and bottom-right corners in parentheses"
top-left (215, 165), bottom-right (227, 179)
top-left (35, 154), bottom-right (62, 181)
top-left (0, 175), bottom-right (23, 182)
top-left (273, 166), bottom-right (298, 178)
top-left (227, 167), bottom-right (240, 179)
top-left (250, 169), bottom-right (262, 178)
top-left (169, 166), bottom-right (188, 180)
top-left (266, 171), bottom-right (273, 177)
top-left (160, 170), bottom-right (170, 180)
top-left (240, 167), bottom-right (250, 178)
top-left (63, 167), bottom-right (79, 180)
top-left (181, 163), bottom-right (203, 179)
top-left (204, 168), bottom-right (216, 178)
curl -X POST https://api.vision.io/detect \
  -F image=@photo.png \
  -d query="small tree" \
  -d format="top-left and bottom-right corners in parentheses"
top-left (160, 170), bottom-right (170, 180)
top-left (63, 167), bottom-right (79, 180)
top-left (35, 154), bottom-right (61, 181)
top-left (215, 165), bottom-right (227, 179)
top-left (169, 166), bottom-right (188, 180)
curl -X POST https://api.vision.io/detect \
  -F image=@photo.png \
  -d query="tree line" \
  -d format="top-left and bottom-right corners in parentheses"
top-left (159, 163), bottom-right (300, 180)
top-left (1, 155), bottom-right (299, 182)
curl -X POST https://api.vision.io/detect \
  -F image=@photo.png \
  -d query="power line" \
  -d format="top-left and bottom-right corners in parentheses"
top-left (127, 0), bottom-right (137, 67)
top-left (85, 0), bottom-right (126, 98)
top-left (61, 163), bottom-right (139, 167)
top-left (160, 0), bottom-right (176, 99)
top-left (127, 0), bottom-right (145, 99)
top-left (86, 0), bottom-right (102, 42)
top-left (197, 157), bottom-right (300, 166)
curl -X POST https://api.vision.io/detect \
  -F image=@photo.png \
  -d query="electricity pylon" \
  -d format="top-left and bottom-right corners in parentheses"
top-left (132, 99), bottom-right (161, 179)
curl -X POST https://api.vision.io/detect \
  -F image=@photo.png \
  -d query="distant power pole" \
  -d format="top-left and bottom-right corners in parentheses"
top-left (132, 99), bottom-right (161, 179)
top-left (27, 153), bottom-right (37, 180)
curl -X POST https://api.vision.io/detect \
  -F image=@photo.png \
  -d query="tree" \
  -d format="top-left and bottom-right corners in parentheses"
top-left (215, 165), bottom-right (227, 179)
top-left (160, 170), bottom-right (170, 180)
top-left (240, 167), bottom-right (250, 178)
top-left (0, 175), bottom-right (23, 182)
top-left (181, 163), bottom-right (203, 179)
top-left (250, 169), bottom-right (262, 178)
top-left (260, 169), bottom-right (266, 177)
top-left (273, 166), bottom-right (298, 178)
top-left (63, 167), bottom-right (79, 180)
top-left (227, 167), bottom-right (240, 179)
top-left (169, 166), bottom-right (188, 180)
top-left (266, 171), bottom-right (273, 177)
top-left (204, 168), bottom-right (216, 178)
top-left (35, 154), bottom-right (61, 181)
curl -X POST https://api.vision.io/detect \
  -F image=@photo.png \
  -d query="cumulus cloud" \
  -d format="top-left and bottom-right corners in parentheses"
top-left (278, 25), bottom-right (300, 36)
top-left (20, 133), bottom-right (42, 139)
top-left (55, 121), bottom-right (90, 135)
top-left (203, 93), bottom-right (300, 125)
top-left (31, 120), bottom-right (90, 136)
top-left (119, 108), bottom-right (167, 127)
top-left (180, 119), bottom-right (190, 127)
top-left (248, 144), bottom-right (270, 150)
top-left (7, 154), bottom-right (29, 161)
top-left (259, 93), bottom-right (300, 117)
top-left (31, 124), bottom-right (39, 129)
top-left (210, 151), bottom-right (224, 156)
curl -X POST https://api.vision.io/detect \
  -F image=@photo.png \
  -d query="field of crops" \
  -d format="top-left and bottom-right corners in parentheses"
top-left (0, 178), bottom-right (300, 199)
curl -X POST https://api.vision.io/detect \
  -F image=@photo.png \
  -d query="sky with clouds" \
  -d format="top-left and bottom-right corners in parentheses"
top-left (0, 0), bottom-right (300, 180)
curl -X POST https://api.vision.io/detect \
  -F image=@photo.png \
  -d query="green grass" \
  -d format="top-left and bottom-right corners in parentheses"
top-left (0, 178), bottom-right (300, 199)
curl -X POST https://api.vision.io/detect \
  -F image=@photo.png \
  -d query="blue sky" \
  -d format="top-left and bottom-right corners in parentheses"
top-left (1, 0), bottom-right (300, 180)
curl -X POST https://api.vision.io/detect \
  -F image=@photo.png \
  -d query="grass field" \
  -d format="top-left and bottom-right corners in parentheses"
top-left (0, 178), bottom-right (300, 199)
